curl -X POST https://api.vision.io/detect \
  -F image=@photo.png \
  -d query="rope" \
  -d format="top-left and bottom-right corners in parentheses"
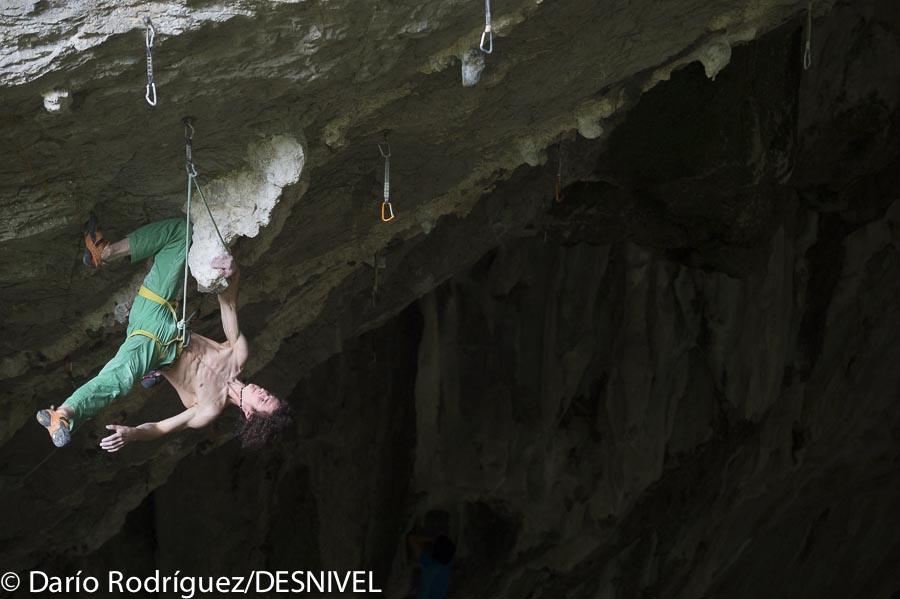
top-left (192, 178), bottom-right (227, 248)
top-left (19, 447), bottom-right (58, 485)
top-left (181, 133), bottom-right (192, 333)
top-left (803, 1), bottom-right (812, 70)
top-left (480, 0), bottom-right (493, 54)
top-left (145, 18), bottom-right (157, 106)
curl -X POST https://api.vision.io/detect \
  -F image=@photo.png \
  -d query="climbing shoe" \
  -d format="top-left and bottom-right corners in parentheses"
top-left (83, 213), bottom-right (109, 269)
top-left (36, 408), bottom-right (71, 448)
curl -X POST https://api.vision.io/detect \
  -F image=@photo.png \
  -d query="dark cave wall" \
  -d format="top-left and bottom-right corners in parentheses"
top-left (397, 196), bottom-right (900, 599)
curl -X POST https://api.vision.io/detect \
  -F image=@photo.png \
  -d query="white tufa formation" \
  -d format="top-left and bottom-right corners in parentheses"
top-left (187, 135), bottom-right (306, 291)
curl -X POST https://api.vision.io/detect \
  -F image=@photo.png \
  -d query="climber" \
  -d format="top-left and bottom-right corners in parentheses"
top-left (35, 216), bottom-right (291, 451)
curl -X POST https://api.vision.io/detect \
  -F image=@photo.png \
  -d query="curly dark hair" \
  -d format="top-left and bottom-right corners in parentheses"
top-left (234, 401), bottom-right (293, 450)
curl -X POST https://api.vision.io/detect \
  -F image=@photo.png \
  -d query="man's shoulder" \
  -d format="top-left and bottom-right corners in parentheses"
top-left (188, 404), bottom-right (222, 428)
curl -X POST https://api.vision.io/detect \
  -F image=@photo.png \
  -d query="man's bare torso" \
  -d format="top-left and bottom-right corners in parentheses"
top-left (161, 333), bottom-right (243, 420)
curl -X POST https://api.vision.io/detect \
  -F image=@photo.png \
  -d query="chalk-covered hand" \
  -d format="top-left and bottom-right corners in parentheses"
top-left (211, 253), bottom-right (237, 279)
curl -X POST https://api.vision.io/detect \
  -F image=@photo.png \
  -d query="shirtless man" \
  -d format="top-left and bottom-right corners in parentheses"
top-left (35, 217), bottom-right (290, 451)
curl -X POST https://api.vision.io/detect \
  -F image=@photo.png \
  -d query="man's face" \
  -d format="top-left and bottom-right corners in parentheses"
top-left (243, 383), bottom-right (280, 419)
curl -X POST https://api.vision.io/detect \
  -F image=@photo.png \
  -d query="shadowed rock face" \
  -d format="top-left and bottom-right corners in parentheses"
top-left (3, 0), bottom-right (900, 596)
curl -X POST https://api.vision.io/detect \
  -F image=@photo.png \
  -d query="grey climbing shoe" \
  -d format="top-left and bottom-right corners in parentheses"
top-left (36, 408), bottom-right (71, 447)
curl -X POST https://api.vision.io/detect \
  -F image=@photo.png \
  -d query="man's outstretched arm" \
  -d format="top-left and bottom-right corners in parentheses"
top-left (100, 406), bottom-right (214, 452)
top-left (212, 255), bottom-right (248, 358)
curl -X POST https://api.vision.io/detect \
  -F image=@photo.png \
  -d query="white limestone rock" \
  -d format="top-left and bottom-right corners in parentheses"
top-left (187, 135), bottom-right (306, 291)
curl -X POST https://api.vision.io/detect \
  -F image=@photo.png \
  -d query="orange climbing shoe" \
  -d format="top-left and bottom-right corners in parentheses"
top-left (36, 408), bottom-right (71, 447)
top-left (83, 213), bottom-right (108, 269)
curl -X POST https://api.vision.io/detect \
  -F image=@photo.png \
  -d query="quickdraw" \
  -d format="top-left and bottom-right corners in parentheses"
top-left (145, 18), bottom-right (157, 106)
top-left (378, 142), bottom-right (395, 222)
top-left (184, 118), bottom-right (197, 177)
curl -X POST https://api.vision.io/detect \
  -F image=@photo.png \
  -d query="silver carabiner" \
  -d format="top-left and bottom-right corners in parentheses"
top-left (145, 82), bottom-right (157, 106)
top-left (480, 27), bottom-right (493, 54)
top-left (480, 0), bottom-right (493, 54)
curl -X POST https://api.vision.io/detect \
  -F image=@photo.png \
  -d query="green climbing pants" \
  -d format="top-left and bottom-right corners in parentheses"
top-left (61, 218), bottom-right (191, 431)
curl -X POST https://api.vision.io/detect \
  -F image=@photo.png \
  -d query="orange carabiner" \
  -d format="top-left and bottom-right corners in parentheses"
top-left (381, 201), bottom-right (395, 222)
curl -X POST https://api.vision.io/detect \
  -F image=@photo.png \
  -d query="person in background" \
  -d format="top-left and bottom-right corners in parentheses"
top-left (407, 532), bottom-right (455, 599)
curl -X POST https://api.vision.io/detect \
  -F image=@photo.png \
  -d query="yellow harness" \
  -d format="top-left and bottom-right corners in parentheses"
top-left (128, 285), bottom-right (185, 360)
